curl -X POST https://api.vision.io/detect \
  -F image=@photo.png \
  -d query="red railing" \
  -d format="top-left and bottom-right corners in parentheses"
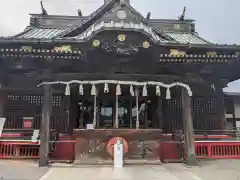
top-left (1, 139), bottom-right (240, 161)
top-left (0, 136), bottom-right (75, 161)
top-left (0, 141), bottom-right (40, 159)
top-left (196, 141), bottom-right (240, 159)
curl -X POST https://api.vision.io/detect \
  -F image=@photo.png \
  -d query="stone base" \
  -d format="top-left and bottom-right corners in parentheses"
top-left (186, 154), bottom-right (197, 166)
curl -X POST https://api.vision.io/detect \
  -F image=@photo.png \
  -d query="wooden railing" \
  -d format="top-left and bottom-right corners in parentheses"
top-left (196, 141), bottom-right (240, 159)
top-left (0, 138), bottom-right (75, 161)
top-left (1, 139), bottom-right (240, 161)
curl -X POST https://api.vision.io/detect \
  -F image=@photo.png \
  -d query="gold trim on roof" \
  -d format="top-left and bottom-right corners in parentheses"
top-left (207, 52), bottom-right (217, 57)
top-left (54, 45), bottom-right (72, 53)
top-left (21, 46), bottom-right (32, 52)
top-left (170, 49), bottom-right (186, 57)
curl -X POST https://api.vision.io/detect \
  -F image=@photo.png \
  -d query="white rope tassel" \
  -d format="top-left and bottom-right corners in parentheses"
top-left (91, 84), bottom-right (96, 96)
top-left (79, 84), bottom-right (84, 95)
top-left (211, 84), bottom-right (216, 91)
top-left (116, 84), bottom-right (121, 96)
top-left (104, 83), bottom-right (109, 93)
top-left (166, 88), bottom-right (171, 99)
top-left (156, 85), bottom-right (161, 96)
top-left (65, 84), bottom-right (70, 96)
top-left (142, 84), bottom-right (147, 97)
top-left (130, 84), bottom-right (134, 96)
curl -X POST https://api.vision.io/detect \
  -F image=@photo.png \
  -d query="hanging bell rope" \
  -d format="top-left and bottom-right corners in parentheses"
top-left (79, 84), bottom-right (84, 95)
top-left (156, 85), bottom-right (161, 96)
top-left (166, 88), bottom-right (171, 99)
top-left (116, 84), bottom-right (121, 96)
top-left (142, 84), bottom-right (147, 97)
top-left (65, 84), bottom-right (70, 96)
top-left (91, 84), bottom-right (97, 96)
top-left (130, 84), bottom-right (134, 96)
top-left (104, 83), bottom-right (109, 93)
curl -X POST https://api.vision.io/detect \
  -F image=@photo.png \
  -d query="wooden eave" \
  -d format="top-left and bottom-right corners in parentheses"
top-left (29, 13), bottom-right (88, 20)
top-left (0, 38), bottom-right (239, 64)
top-left (188, 44), bottom-right (240, 51)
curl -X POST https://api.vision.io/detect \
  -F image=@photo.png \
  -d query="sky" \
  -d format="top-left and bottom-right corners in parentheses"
top-left (0, 0), bottom-right (239, 92)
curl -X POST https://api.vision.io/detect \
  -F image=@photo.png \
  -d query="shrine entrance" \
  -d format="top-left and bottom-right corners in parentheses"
top-left (51, 80), bottom-right (194, 165)
top-left (74, 84), bottom-right (163, 130)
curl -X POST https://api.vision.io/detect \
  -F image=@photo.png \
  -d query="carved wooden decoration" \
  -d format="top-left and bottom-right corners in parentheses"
top-left (54, 45), bottom-right (72, 53)
top-left (21, 46), bottom-right (33, 52)
top-left (169, 49), bottom-right (186, 57)
top-left (207, 52), bottom-right (217, 57)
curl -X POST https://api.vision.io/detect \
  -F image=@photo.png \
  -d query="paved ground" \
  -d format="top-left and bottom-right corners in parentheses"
top-left (0, 160), bottom-right (48, 180)
top-left (1, 160), bottom-right (240, 180)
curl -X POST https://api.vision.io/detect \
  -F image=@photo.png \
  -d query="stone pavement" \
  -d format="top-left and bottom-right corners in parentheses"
top-left (1, 160), bottom-right (240, 180)
top-left (0, 160), bottom-right (48, 180)
top-left (39, 160), bottom-right (240, 180)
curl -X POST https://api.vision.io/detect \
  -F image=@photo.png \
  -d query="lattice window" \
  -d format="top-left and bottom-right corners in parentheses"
top-left (52, 96), bottom-right (62, 108)
top-left (7, 95), bottom-right (21, 101)
top-left (192, 97), bottom-right (219, 130)
top-left (22, 95), bottom-right (43, 107)
top-left (163, 98), bottom-right (183, 131)
top-left (4, 93), bottom-right (67, 132)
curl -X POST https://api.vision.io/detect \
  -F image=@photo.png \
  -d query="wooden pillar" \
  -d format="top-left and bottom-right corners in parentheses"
top-left (96, 96), bottom-right (100, 128)
top-left (135, 88), bottom-right (139, 129)
top-left (129, 98), bottom-right (133, 128)
top-left (144, 100), bottom-right (149, 128)
top-left (66, 93), bottom-right (71, 133)
top-left (0, 83), bottom-right (5, 136)
top-left (216, 86), bottom-right (227, 130)
top-left (93, 95), bottom-right (97, 129)
top-left (115, 95), bottom-right (119, 128)
top-left (181, 87), bottom-right (197, 166)
top-left (156, 96), bottom-right (163, 129)
top-left (0, 83), bottom-right (5, 118)
top-left (39, 84), bottom-right (52, 167)
top-left (0, 82), bottom-right (7, 118)
top-left (69, 85), bottom-right (78, 132)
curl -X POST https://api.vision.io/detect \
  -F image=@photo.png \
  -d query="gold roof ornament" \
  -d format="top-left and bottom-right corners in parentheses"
top-left (118, 34), bottom-right (126, 42)
top-left (92, 39), bottom-right (100, 47)
top-left (142, 41), bottom-right (150, 49)
top-left (170, 49), bottom-right (186, 57)
top-left (207, 52), bottom-right (217, 57)
top-left (54, 45), bottom-right (72, 53)
top-left (21, 46), bottom-right (32, 52)
top-left (77, 9), bottom-right (82, 17)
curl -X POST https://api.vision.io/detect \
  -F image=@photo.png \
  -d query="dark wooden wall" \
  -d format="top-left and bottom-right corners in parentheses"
top-left (3, 92), bottom-right (70, 133)
top-left (2, 91), bottom-right (222, 133)
top-left (162, 97), bottom-right (222, 132)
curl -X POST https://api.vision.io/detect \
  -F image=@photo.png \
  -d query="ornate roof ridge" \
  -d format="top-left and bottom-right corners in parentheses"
top-left (61, 20), bottom-right (174, 44)
top-left (59, 0), bottom-right (148, 38)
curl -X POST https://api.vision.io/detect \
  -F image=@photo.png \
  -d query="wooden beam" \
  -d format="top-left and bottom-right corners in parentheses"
top-left (39, 84), bottom-right (52, 167)
top-left (181, 87), bottom-right (197, 166)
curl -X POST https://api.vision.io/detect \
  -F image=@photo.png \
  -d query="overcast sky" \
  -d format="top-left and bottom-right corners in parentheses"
top-left (0, 0), bottom-right (239, 91)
